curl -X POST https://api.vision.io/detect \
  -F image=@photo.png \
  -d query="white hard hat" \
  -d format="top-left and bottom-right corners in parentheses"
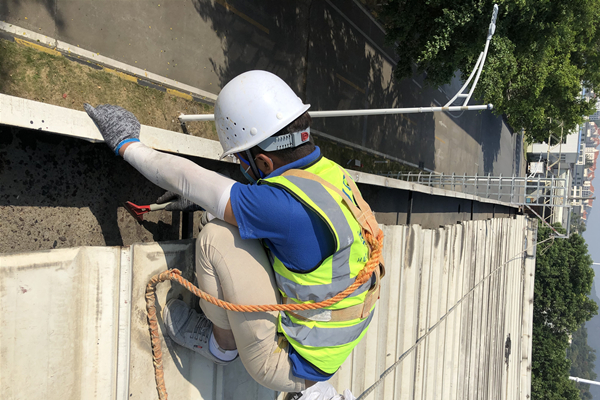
top-left (215, 70), bottom-right (311, 159)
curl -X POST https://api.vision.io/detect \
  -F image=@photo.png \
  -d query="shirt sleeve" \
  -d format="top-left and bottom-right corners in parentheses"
top-left (230, 182), bottom-right (293, 241)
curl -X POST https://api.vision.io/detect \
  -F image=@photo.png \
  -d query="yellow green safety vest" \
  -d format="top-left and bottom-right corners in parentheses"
top-left (259, 156), bottom-right (375, 375)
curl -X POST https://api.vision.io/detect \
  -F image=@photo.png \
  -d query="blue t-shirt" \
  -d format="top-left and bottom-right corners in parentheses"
top-left (230, 147), bottom-right (335, 381)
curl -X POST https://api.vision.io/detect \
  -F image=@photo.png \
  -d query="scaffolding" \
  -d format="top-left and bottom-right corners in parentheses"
top-left (383, 171), bottom-right (572, 237)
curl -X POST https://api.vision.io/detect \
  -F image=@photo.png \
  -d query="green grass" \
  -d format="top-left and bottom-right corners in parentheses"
top-left (0, 37), bottom-right (216, 139)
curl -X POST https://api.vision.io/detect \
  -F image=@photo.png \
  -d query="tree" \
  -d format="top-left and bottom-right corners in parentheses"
top-left (571, 212), bottom-right (587, 234)
top-left (530, 225), bottom-right (598, 399)
top-left (534, 226), bottom-right (597, 334)
top-left (380, 0), bottom-right (600, 143)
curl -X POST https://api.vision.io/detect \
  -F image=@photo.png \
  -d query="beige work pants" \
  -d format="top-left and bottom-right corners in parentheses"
top-left (195, 219), bottom-right (306, 393)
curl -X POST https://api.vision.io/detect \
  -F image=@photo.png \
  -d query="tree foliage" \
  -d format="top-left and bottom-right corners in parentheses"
top-left (531, 225), bottom-right (598, 400)
top-left (381, 0), bottom-right (600, 143)
top-left (534, 227), bottom-right (597, 333)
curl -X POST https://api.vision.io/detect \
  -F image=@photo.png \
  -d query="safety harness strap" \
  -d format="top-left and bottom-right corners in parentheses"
top-left (283, 265), bottom-right (381, 322)
top-left (281, 167), bottom-right (382, 241)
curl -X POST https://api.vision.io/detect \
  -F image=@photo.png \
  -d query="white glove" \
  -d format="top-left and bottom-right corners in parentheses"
top-left (298, 382), bottom-right (356, 400)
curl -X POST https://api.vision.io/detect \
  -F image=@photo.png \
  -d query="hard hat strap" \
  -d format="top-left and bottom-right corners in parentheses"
top-left (257, 128), bottom-right (310, 152)
top-left (245, 150), bottom-right (266, 180)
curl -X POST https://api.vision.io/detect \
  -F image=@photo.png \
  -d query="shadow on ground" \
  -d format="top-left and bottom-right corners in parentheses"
top-left (191, 0), bottom-right (437, 170)
top-left (0, 0), bottom-right (65, 32)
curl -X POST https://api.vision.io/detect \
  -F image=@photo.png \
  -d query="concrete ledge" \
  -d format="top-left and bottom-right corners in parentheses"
top-left (2, 92), bottom-right (517, 208)
top-left (0, 93), bottom-right (232, 162)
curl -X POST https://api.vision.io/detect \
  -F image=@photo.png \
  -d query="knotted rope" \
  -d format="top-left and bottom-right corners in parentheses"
top-left (145, 229), bottom-right (383, 400)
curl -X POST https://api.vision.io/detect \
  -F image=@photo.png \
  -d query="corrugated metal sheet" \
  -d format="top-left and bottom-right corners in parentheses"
top-left (0, 216), bottom-right (535, 400)
top-left (326, 215), bottom-right (536, 400)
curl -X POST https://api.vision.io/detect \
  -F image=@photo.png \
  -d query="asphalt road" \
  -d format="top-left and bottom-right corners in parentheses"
top-left (0, 0), bottom-right (524, 176)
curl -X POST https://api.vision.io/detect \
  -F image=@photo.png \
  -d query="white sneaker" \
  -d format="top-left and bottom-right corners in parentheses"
top-left (163, 299), bottom-right (234, 365)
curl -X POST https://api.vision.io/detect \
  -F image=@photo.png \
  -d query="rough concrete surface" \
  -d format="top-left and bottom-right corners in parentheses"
top-left (0, 125), bottom-right (237, 254)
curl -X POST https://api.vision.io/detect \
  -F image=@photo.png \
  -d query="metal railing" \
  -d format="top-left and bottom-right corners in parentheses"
top-left (384, 171), bottom-right (572, 237)
top-left (383, 172), bottom-right (568, 206)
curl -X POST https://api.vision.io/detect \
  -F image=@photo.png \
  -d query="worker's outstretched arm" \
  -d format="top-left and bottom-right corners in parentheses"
top-left (84, 103), bottom-right (237, 225)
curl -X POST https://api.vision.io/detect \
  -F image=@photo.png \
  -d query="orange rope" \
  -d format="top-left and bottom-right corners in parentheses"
top-left (145, 229), bottom-right (384, 400)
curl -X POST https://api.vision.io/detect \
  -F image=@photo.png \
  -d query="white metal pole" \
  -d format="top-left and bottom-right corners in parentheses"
top-left (179, 104), bottom-right (494, 122)
top-left (445, 4), bottom-right (498, 107)
top-left (570, 377), bottom-right (600, 386)
top-left (463, 4), bottom-right (499, 105)
top-left (444, 52), bottom-right (483, 107)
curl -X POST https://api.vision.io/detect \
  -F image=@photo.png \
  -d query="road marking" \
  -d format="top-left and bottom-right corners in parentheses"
top-left (215, 0), bottom-right (269, 34)
top-left (402, 115), bottom-right (417, 125)
top-left (411, 78), bottom-right (422, 89)
top-left (438, 120), bottom-right (448, 129)
top-left (351, 0), bottom-right (386, 33)
top-left (104, 67), bottom-right (138, 83)
top-left (167, 88), bottom-right (193, 101)
top-left (1, 21), bottom-right (219, 102)
top-left (335, 73), bottom-right (366, 94)
top-left (435, 135), bottom-right (446, 144)
top-left (14, 37), bottom-right (60, 56)
top-left (433, 98), bottom-right (465, 120)
top-left (325, 0), bottom-right (396, 66)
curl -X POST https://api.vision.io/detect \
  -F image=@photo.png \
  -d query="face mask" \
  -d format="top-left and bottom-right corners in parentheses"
top-left (237, 151), bottom-right (271, 183)
top-left (240, 163), bottom-right (257, 184)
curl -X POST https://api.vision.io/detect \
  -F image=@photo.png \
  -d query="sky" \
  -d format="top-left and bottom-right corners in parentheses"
top-left (583, 197), bottom-right (599, 266)
top-left (582, 172), bottom-right (599, 399)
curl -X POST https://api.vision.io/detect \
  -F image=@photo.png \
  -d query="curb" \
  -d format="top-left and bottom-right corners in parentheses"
top-left (0, 21), bottom-right (218, 105)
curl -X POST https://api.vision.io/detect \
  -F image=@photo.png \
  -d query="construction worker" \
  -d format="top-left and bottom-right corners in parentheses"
top-left (84, 70), bottom-right (382, 396)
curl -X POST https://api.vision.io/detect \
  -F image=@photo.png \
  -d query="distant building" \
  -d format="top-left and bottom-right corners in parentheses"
top-left (527, 124), bottom-right (591, 228)
top-left (528, 125), bottom-right (583, 167)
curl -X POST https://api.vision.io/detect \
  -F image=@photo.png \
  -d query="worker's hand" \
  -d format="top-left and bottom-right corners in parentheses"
top-left (84, 103), bottom-right (140, 155)
top-left (156, 191), bottom-right (204, 212)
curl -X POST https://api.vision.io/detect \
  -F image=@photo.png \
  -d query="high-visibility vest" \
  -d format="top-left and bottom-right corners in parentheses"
top-left (259, 156), bottom-right (377, 375)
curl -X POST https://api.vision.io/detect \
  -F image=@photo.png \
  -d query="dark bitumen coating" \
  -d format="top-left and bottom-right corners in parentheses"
top-left (0, 124), bottom-right (243, 254)
top-left (0, 125), bottom-right (184, 253)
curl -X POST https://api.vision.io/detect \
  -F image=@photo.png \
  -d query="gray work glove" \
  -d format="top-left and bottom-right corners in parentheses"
top-left (84, 103), bottom-right (140, 155)
top-left (156, 191), bottom-right (204, 212)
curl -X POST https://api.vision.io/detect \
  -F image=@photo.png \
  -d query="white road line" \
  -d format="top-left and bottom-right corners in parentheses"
top-left (412, 79), bottom-right (422, 89)
top-left (433, 99), bottom-right (441, 106)
top-left (351, 0), bottom-right (386, 33)
top-left (325, 0), bottom-right (397, 66)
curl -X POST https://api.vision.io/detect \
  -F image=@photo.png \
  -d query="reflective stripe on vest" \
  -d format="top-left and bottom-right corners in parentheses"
top-left (279, 308), bottom-right (375, 347)
top-left (260, 156), bottom-right (373, 374)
